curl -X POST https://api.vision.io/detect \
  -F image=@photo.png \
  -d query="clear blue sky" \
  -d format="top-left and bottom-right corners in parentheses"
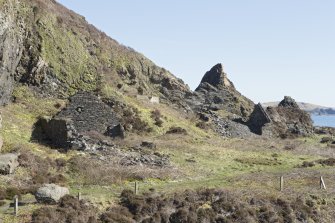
top-left (58, 0), bottom-right (335, 107)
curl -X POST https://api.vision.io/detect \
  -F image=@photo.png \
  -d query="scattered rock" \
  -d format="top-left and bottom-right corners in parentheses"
top-left (120, 153), bottom-right (170, 167)
top-left (321, 137), bottom-right (333, 144)
top-left (210, 112), bottom-right (256, 138)
top-left (301, 158), bottom-right (335, 168)
top-left (105, 124), bottom-right (125, 138)
top-left (0, 153), bottom-right (19, 175)
top-left (141, 141), bottom-right (156, 149)
top-left (35, 184), bottom-right (69, 204)
top-left (166, 127), bottom-right (187, 135)
top-left (185, 158), bottom-right (196, 163)
top-left (198, 112), bottom-right (210, 122)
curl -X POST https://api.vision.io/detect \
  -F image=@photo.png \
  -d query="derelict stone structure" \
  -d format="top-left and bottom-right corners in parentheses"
top-left (38, 92), bottom-right (121, 149)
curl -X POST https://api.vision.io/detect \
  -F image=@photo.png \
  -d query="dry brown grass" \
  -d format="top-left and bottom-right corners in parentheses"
top-left (68, 156), bottom-right (177, 186)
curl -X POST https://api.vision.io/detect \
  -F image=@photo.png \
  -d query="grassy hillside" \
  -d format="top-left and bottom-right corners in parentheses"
top-left (2, 87), bottom-right (335, 222)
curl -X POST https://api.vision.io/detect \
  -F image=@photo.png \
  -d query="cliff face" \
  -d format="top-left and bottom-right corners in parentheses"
top-left (0, 0), bottom-right (191, 105)
top-left (0, 0), bottom-right (25, 105)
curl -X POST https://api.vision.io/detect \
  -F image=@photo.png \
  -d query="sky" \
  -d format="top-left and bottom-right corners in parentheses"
top-left (58, 0), bottom-right (335, 107)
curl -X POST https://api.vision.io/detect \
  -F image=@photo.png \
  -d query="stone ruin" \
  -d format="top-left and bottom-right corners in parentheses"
top-left (35, 92), bottom-right (122, 149)
top-left (247, 96), bottom-right (314, 137)
top-left (136, 95), bottom-right (160, 104)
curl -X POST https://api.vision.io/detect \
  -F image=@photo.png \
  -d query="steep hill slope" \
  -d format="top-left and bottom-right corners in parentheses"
top-left (0, 0), bottom-right (190, 107)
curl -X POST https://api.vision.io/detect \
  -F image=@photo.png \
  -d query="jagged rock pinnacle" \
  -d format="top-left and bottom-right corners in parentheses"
top-left (197, 63), bottom-right (235, 90)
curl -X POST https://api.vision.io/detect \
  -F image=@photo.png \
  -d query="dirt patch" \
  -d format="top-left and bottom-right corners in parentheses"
top-left (235, 157), bottom-right (282, 166)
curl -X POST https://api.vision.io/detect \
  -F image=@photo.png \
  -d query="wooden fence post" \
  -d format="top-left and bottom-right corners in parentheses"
top-left (135, 181), bottom-right (139, 195)
top-left (77, 191), bottom-right (81, 200)
top-left (280, 176), bottom-right (284, 191)
top-left (13, 195), bottom-right (18, 216)
top-left (320, 176), bottom-right (326, 190)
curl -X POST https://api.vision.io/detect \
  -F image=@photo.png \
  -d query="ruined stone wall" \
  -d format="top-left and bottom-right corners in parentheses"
top-left (56, 92), bottom-right (120, 134)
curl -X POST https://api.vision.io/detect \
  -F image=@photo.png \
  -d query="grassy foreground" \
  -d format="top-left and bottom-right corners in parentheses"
top-left (1, 90), bottom-right (335, 222)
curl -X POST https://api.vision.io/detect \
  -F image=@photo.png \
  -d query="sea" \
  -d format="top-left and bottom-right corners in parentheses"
top-left (311, 115), bottom-right (335, 128)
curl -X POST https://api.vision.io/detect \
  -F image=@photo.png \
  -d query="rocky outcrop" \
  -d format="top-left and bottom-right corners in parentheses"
top-left (186, 64), bottom-right (254, 118)
top-left (35, 92), bottom-right (122, 149)
top-left (196, 63), bottom-right (235, 90)
top-left (35, 184), bottom-right (69, 204)
top-left (0, 153), bottom-right (19, 174)
top-left (248, 97), bottom-right (314, 138)
top-left (278, 96), bottom-right (300, 109)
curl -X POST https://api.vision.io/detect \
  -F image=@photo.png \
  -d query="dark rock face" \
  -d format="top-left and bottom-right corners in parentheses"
top-left (196, 63), bottom-right (235, 90)
top-left (247, 103), bottom-right (272, 135)
top-left (0, 4), bottom-right (24, 105)
top-left (278, 96), bottom-right (299, 109)
top-left (187, 64), bottom-right (254, 118)
top-left (36, 92), bottom-right (121, 149)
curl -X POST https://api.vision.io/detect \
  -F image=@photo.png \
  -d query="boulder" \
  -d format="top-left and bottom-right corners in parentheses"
top-left (0, 153), bottom-right (19, 174)
top-left (35, 184), bottom-right (69, 204)
top-left (141, 141), bottom-right (156, 149)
